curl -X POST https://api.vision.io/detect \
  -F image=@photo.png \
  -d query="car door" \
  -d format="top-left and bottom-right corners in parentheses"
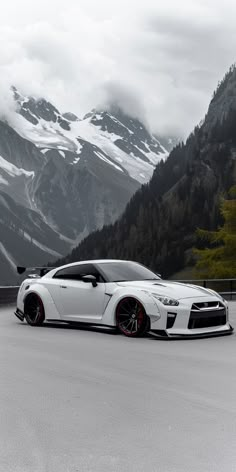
top-left (53, 263), bottom-right (106, 322)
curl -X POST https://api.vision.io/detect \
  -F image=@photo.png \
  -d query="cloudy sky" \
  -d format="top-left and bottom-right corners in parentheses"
top-left (0, 0), bottom-right (235, 137)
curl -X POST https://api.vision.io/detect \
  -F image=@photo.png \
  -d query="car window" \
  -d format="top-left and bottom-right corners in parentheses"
top-left (53, 264), bottom-right (104, 282)
top-left (97, 261), bottom-right (160, 282)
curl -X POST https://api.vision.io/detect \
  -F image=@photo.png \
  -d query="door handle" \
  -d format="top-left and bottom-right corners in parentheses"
top-left (60, 285), bottom-right (68, 289)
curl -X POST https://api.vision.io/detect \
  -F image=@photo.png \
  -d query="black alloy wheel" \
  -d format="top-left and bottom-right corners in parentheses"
top-left (116, 297), bottom-right (150, 337)
top-left (24, 294), bottom-right (45, 326)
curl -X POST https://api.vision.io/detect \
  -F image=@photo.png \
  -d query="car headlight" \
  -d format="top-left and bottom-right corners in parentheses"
top-left (151, 294), bottom-right (179, 306)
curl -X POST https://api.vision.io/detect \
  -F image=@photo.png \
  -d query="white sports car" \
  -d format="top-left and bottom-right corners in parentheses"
top-left (15, 259), bottom-right (233, 338)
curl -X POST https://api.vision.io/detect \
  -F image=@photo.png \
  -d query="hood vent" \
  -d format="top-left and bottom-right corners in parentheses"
top-left (152, 283), bottom-right (166, 287)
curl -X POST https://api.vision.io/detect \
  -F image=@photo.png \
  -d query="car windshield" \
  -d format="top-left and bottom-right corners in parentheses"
top-left (97, 262), bottom-right (160, 282)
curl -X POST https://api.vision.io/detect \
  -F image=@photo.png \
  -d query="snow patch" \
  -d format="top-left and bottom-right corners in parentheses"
top-left (0, 242), bottom-right (16, 270)
top-left (23, 231), bottom-right (62, 257)
top-left (76, 141), bottom-right (83, 154)
top-left (0, 155), bottom-right (35, 178)
top-left (95, 152), bottom-right (123, 172)
top-left (160, 145), bottom-right (169, 157)
top-left (0, 175), bottom-right (9, 186)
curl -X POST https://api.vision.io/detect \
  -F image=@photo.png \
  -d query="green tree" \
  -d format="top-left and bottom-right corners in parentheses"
top-left (194, 186), bottom-right (236, 278)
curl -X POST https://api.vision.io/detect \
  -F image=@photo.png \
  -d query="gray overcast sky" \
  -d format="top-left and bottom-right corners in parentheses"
top-left (0, 0), bottom-right (235, 137)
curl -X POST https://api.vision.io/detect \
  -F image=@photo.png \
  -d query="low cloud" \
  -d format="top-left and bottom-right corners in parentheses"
top-left (99, 81), bottom-right (147, 123)
top-left (0, 79), bottom-right (17, 122)
top-left (0, 0), bottom-right (235, 138)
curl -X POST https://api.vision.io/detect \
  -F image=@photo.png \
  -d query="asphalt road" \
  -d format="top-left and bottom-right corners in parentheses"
top-left (1, 303), bottom-right (236, 472)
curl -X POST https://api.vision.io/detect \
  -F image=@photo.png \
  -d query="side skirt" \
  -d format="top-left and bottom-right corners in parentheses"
top-left (46, 319), bottom-right (116, 329)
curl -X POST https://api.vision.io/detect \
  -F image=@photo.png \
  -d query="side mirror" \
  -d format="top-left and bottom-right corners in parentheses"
top-left (82, 275), bottom-right (97, 287)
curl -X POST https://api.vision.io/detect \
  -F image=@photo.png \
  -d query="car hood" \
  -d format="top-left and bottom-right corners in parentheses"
top-left (116, 280), bottom-right (216, 300)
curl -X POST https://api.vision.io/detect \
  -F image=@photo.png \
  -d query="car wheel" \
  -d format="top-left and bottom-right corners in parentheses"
top-left (24, 294), bottom-right (45, 326)
top-left (116, 297), bottom-right (150, 337)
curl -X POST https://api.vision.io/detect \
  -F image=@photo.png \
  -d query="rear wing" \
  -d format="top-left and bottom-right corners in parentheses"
top-left (17, 266), bottom-right (56, 277)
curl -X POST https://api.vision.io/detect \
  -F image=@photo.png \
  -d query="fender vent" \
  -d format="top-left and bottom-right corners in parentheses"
top-left (167, 312), bottom-right (177, 329)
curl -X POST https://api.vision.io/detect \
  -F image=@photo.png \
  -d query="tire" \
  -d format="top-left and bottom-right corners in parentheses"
top-left (116, 297), bottom-right (150, 337)
top-left (24, 294), bottom-right (45, 326)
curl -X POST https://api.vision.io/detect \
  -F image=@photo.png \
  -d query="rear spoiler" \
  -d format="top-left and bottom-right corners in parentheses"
top-left (17, 266), bottom-right (55, 277)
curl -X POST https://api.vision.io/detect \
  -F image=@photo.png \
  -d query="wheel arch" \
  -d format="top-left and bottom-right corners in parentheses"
top-left (102, 288), bottom-right (161, 327)
top-left (22, 283), bottom-right (61, 320)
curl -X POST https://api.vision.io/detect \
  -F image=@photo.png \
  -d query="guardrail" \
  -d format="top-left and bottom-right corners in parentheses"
top-left (0, 286), bottom-right (19, 306)
top-left (175, 279), bottom-right (236, 300)
top-left (0, 279), bottom-right (235, 306)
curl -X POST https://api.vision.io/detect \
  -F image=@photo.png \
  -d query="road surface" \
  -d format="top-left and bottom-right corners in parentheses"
top-left (1, 303), bottom-right (236, 472)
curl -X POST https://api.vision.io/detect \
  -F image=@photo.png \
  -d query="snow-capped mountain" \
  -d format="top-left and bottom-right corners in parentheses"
top-left (12, 88), bottom-right (168, 184)
top-left (0, 88), bottom-right (169, 283)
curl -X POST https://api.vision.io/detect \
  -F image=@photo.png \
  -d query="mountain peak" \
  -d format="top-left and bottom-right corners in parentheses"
top-left (83, 106), bottom-right (168, 164)
top-left (12, 87), bottom-right (71, 131)
top-left (8, 88), bottom-right (169, 184)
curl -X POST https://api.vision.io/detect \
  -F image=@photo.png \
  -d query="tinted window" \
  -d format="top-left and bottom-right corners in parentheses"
top-left (97, 262), bottom-right (160, 282)
top-left (54, 264), bottom-right (104, 282)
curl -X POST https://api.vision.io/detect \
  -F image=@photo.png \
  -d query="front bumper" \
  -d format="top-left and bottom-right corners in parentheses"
top-left (150, 296), bottom-right (234, 338)
top-left (165, 323), bottom-right (234, 338)
top-left (151, 324), bottom-right (234, 339)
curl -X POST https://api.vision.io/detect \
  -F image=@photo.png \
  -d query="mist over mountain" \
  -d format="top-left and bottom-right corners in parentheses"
top-left (59, 65), bottom-right (236, 277)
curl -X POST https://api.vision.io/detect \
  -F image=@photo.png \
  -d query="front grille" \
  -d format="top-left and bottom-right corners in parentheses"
top-left (192, 301), bottom-right (222, 310)
top-left (188, 302), bottom-right (226, 329)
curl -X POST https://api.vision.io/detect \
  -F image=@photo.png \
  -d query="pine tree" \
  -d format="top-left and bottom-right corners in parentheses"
top-left (194, 186), bottom-right (236, 278)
